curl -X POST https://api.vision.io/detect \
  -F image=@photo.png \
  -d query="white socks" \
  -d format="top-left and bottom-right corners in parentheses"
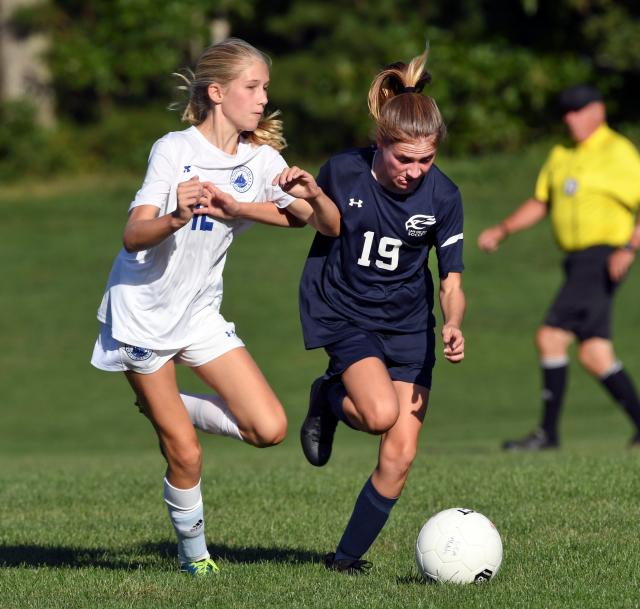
top-left (162, 393), bottom-right (243, 563)
top-left (164, 477), bottom-right (209, 565)
top-left (540, 356), bottom-right (570, 369)
top-left (180, 392), bottom-right (243, 441)
top-left (600, 360), bottom-right (623, 380)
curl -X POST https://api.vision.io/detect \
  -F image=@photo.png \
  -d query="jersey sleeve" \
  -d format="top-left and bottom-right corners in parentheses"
top-left (316, 159), bottom-right (344, 213)
top-left (262, 151), bottom-right (296, 209)
top-left (434, 189), bottom-right (464, 277)
top-left (614, 139), bottom-right (640, 211)
top-left (533, 149), bottom-right (556, 204)
top-left (130, 135), bottom-right (175, 211)
top-left (316, 160), bottom-right (330, 190)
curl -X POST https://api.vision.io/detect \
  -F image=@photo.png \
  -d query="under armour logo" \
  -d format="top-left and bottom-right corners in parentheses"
top-left (349, 198), bottom-right (363, 207)
top-left (183, 165), bottom-right (191, 173)
top-left (225, 330), bottom-right (236, 337)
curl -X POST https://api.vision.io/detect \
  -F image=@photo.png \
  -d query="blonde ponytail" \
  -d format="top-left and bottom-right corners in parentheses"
top-left (367, 46), bottom-right (446, 146)
top-left (245, 110), bottom-right (287, 151)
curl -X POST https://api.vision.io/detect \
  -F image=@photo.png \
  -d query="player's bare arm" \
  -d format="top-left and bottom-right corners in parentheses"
top-left (477, 198), bottom-right (548, 252)
top-left (199, 176), bottom-right (340, 235)
top-left (198, 182), bottom-right (305, 228)
top-left (123, 176), bottom-right (208, 252)
top-left (439, 272), bottom-right (465, 363)
top-left (608, 215), bottom-right (640, 281)
top-left (273, 166), bottom-right (341, 236)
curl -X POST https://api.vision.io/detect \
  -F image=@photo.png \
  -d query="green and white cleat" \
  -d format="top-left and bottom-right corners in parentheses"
top-left (180, 557), bottom-right (220, 577)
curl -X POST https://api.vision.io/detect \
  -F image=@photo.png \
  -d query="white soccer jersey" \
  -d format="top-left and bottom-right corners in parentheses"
top-left (97, 126), bottom-right (295, 349)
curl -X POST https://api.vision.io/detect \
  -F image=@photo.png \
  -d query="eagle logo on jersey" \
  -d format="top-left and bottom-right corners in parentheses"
top-left (124, 345), bottom-right (153, 361)
top-left (405, 214), bottom-right (436, 237)
top-left (231, 165), bottom-right (254, 193)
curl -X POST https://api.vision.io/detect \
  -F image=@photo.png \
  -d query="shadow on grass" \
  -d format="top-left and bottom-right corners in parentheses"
top-left (0, 542), bottom-right (325, 570)
top-left (147, 541), bottom-right (326, 566)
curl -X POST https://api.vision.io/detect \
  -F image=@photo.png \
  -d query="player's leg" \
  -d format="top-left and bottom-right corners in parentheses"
top-left (178, 391), bottom-right (243, 441)
top-left (172, 313), bottom-right (284, 444)
top-left (575, 254), bottom-right (640, 445)
top-left (577, 336), bottom-right (616, 376)
top-left (300, 357), bottom-right (398, 467)
top-left (328, 380), bottom-right (428, 572)
top-left (503, 325), bottom-right (573, 451)
top-left (125, 362), bottom-right (218, 575)
top-left (535, 324), bottom-right (573, 445)
top-left (301, 332), bottom-right (397, 467)
top-left (504, 253), bottom-right (587, 451)
top-left (578, 338), bottom-right (640, 444)
top-left (372, 380), bottom-right (429, 497)
top-left (192, 347), bottom-right (287, 448)
top-left (336, 357), bottom-right (400, 433)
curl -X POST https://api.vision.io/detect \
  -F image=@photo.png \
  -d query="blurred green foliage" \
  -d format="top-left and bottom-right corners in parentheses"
top-left (11, 0), bottom-right (254, 120)
top-left (2, 0), bottom-right (639, 178)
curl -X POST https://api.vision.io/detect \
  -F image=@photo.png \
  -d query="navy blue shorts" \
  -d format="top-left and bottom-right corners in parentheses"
top-left (544, 246), bottom-right (618, 341)
top-left (323, 328), bottom-right (435, 389)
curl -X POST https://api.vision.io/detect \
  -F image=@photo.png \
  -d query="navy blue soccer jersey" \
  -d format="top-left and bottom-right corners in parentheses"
top-left (299, 147), bottom-right (464, 349)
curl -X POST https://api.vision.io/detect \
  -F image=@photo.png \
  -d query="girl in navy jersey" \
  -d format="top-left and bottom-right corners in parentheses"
top-left (90, 38), bottom-right (339, 577)
top-left (203, 47), bottom-right (465, 574)
top-left (299, 49), bottom-right (466, 573)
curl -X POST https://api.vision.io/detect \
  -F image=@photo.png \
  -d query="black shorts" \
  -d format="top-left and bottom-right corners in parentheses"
top-left (544, 245), bottom-right (618, 341)
top-left (323, 328), bottom-right (436, 389)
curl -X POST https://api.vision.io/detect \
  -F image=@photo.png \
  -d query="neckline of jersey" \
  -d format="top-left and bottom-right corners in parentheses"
top-left (576, 123), bottom-right (611, 150)
top-left (189, 126), bottom-right (250, 160)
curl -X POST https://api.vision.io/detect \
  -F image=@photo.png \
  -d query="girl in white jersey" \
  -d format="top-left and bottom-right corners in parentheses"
top-left (91, 38), bottom-right (339, 577)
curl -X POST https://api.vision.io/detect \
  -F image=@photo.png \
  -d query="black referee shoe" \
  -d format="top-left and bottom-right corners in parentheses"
top-left (300, 377), bottom-right (338, 467)
top-left (324, 552), bottom-right (372, 575)
top-left (502, 428), bottom-right (558, 451)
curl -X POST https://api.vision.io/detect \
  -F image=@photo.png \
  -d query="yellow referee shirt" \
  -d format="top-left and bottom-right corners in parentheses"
top-left (534, 124), bottom-right (640, 252)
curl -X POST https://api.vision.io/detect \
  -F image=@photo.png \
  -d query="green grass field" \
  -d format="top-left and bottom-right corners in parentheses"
top-left (1, 145), bottom-right (639, 609)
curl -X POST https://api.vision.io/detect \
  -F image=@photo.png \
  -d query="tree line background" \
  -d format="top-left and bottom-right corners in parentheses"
top-left (2, 0), bottom-right (639, 179)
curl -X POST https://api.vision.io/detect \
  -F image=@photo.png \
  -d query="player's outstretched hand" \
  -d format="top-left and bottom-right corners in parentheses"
top-left (442, 324), bottom-right (465, 363)
top-left (174, 175), bottom-right (206, 224)
top-left (477, 225), bottom-right (506, 253)
top-left (194, 183), bottom-right (241, 220)
top-left (273, 166), bottom-right (322, 201)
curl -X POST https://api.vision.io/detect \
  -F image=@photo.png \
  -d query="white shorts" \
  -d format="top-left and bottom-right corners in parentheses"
top-left (90, 313), bottom-right (245, 375)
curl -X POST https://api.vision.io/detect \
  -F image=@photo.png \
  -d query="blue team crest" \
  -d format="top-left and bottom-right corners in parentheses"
top-left (231, 165), bottom-right (254, 193)
top-left (124, 345), bottom-right (153, 361)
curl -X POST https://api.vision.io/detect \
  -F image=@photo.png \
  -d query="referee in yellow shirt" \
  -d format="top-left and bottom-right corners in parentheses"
top-left (478, 84), bottom-right (640, 450)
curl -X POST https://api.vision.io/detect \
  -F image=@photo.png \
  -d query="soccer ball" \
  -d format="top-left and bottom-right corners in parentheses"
top-left (415, 507), bottom-right (503, 584)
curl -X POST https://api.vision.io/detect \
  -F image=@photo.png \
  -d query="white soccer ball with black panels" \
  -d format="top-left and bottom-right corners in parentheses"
top-left (415, 507), bottom-right (503, 584)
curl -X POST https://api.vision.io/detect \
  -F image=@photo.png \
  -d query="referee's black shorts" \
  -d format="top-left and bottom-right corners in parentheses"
top-left (544, 245), bottom-right (619, 341)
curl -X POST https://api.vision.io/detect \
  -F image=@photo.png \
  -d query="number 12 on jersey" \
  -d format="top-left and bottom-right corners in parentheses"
top-left (357, 231), bottom-right (402, 271)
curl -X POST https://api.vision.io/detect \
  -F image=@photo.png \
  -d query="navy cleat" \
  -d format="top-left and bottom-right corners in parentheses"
top-left (502, 428), bottom-right (558, 451)
top-left (300, 377), bottom-right (338, 466)
top-left (324, 552), bottom-right (372, 575)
